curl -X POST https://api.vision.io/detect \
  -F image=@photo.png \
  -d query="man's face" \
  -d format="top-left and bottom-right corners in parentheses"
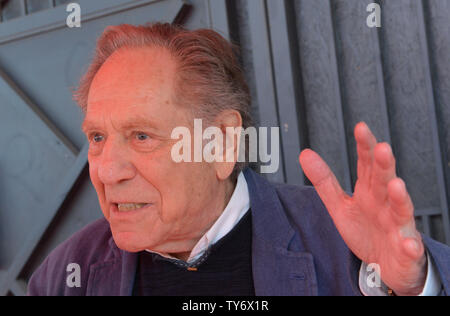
top-left (83, 47), bottom-right (224, 253)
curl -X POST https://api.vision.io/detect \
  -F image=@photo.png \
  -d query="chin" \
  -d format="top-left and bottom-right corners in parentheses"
top-left (111, 231), bottom-right (147, 253)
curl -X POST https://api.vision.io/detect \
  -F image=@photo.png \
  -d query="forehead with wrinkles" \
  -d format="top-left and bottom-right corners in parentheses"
top-left (87, 46), bottom-right (177, 110)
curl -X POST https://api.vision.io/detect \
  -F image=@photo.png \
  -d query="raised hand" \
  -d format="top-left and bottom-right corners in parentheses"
top-left (299, 122), bottom-right (427, 296)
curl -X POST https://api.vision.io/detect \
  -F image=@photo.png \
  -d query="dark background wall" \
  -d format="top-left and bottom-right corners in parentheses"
top-left (0, 0), bottom-right (448, 295)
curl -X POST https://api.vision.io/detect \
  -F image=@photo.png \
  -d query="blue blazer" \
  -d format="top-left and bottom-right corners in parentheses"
top-left (28, 168), bottom-right (450, 295)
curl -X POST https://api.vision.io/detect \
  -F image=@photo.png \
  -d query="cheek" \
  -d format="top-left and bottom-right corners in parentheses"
top-left (135, 156), bottom-right (197, 223)
top-left (88, 159), bottom-right (109, 218)
top-left (161, 166), bottom-right (216, 222)
top-left (88, 159), bottom-right (98, 184)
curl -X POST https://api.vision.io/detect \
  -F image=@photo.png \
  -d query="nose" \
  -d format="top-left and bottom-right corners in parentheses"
top-left (96, 136), bottom-right (136, 185)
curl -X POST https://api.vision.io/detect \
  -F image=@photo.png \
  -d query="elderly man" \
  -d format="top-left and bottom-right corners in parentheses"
top-left (28, 23), bottom-right (449, 296)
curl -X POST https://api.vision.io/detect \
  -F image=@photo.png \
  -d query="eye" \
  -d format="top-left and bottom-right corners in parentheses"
top-left (90, 133), bottom-right (105, 143)
top-left (134, 132), bottom-right (150, 141)
top-left (94, 135), bottom-right (104, 142)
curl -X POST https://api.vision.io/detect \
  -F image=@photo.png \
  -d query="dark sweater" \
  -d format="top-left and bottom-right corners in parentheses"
top-left (132, 211), bottom-right (255, 296)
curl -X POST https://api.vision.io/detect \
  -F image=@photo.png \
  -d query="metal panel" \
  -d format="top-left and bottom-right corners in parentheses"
top-left (331, 0), bottom-right (391, 185)
top-left (0, 69), bottom-right (76, 274)
top-left (236, 0), bottom-right (305, 184)
top-left (266, 0), bottom-right (305, 186)
top-left (378, 0), bottom-right (449, 243)
top-left (26, 0), bottom-right (51, 14)
top-left (422, 0), bottom-right (450, 244)
top-left (244, 0), bottom-right (285, 183)
top-left (415, 0), bottom-right (450, 245)
top-left (0, 144), bottom-right (88, 296)
top-left (207, 0), bottom-right (230, 40)
top-left (0, 0), bottom-right (162, 44)
top-left (293, 0), bottom-right (352, 192)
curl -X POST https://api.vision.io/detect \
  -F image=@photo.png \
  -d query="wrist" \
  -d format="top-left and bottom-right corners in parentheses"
top-left (391, 254), bottom-right (427, 296)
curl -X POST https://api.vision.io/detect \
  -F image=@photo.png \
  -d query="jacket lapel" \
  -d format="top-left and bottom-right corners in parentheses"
top-left (244, 168), bottom-right (318, 296)
top-left (86, 238), bottom-right (138, 296)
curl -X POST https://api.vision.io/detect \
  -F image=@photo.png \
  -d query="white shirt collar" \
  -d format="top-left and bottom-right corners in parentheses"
top-left (146, 171), bottom-right (250, 263)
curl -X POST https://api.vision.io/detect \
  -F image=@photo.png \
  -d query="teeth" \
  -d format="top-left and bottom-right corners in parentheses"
top-left (117, 203), bottom-right (148, 212)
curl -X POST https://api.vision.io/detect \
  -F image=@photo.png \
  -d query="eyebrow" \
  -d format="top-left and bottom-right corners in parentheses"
top-left (81, 116), bottom-right (159, 134)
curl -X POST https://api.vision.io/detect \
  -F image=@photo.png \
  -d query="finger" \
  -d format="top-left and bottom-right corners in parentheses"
top-left (387, 178), bottom-right (415, 226)
top-left (299, 149), bottom-right (348, 214)
top-left (402, 237), bottom-right (425, 261)
top-left (355, 122), bottom-right (377, 182)
top-left (371, 142), bottom-right (397, 201)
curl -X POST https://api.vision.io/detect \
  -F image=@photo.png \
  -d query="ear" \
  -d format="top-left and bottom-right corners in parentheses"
top-left (213, 110), bottom-right (243, 181)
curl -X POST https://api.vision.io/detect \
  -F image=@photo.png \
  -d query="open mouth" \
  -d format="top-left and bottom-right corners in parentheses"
top-left (115, 203), bottom-right (152, 212)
